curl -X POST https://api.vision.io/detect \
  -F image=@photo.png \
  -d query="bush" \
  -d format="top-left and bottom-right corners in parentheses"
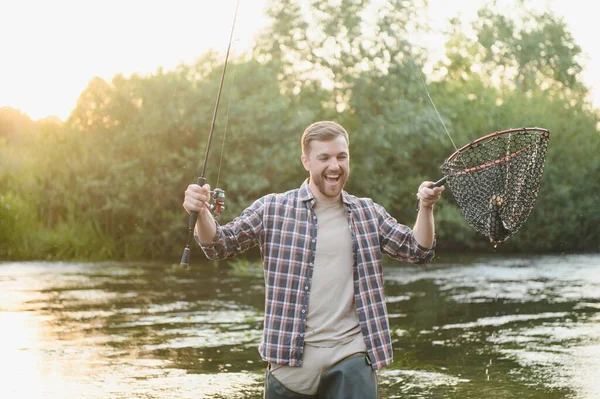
top-left (0, 192), bottom-right (37, 258)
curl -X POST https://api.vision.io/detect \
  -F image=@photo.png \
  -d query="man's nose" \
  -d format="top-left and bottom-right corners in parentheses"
top-left (328, 159), bottom-right (340, 170)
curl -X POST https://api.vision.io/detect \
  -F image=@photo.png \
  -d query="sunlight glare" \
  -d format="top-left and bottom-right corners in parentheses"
top-left (0, 0), bottom-right (598, 121)
top-left (0, 0), bottom-right (266, 120)
top-left (0, 312), bottom-right (45, 398)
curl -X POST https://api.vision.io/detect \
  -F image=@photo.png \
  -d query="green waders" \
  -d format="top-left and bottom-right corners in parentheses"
top-left (264, 354), bottom-right (377, 399)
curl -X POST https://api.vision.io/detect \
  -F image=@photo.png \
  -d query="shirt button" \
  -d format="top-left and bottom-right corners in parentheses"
top-left (302, 309), bottom-right (306, 313)
top-left (311, 239), bottom-right (315, 243)
top-left (304, 286), bottom-right (309, 290)
top-left (313, 216), bottom-right (317, 219)
top-left (300, 333), bottom-right (304, 338)
top-left (309, 262), bottom-right (313, 266)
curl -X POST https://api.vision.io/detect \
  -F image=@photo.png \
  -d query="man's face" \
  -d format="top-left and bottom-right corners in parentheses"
top-left (301, 135), bottom-right (350, 201)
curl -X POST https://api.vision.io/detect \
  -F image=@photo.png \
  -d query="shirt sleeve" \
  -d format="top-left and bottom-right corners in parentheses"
top-left (196, 197), bottom-right (265, 260)
top-left (376, 203), bottom-right (436, 264)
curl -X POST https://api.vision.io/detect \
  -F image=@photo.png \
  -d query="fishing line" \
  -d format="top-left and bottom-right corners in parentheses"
top-left (416, 67), bottom-right (459, 153)
top-left (215, 41), bottom-right (239, 190)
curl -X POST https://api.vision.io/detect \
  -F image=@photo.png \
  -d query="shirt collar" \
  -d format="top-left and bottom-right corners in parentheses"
top-left (299, 179), bottom-right (313, 202)
top-left (299, 179), bottom-right (357, 209)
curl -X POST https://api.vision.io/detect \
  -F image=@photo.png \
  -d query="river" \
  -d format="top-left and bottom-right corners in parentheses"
top-left (1, 254), bottom-right (599, 398)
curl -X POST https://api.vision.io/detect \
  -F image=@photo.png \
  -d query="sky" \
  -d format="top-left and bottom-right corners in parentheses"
top-left (1, 0), bottom-right (598, 121)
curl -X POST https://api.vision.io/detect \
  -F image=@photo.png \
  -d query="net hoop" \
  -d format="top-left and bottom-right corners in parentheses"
top-left (444, 127), bottom-right (550, 168)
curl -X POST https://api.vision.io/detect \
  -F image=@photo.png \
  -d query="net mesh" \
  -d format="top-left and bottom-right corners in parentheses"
top-left (441, 128), bottom-right (550, 245)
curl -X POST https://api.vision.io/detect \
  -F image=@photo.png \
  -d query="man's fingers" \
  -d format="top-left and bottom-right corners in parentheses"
top-left (420, 184), bottom-right (444, 196)
top-left (188, 183), bottom-right (211, 196)
top-left (418, 181), bottom-right (444, 208)
top-left (183, 183), bottom-right (212, 213)
top-left (418, 186), bottom-right (434, 199)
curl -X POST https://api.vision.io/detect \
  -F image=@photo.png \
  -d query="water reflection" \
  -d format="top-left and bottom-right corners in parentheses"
top-left (0, 254), bottom-right (599, 398)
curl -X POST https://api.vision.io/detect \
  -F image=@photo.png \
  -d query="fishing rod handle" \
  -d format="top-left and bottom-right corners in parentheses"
top-left (188, 176), bottom-right (206, 229)
top-left (180, 176), bottom-right (207, 268)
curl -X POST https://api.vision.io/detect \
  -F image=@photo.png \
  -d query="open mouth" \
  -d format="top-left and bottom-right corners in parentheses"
top-left (324, 174), bottom-right (341, 184)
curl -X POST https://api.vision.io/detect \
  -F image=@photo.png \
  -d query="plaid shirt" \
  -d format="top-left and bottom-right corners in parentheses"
top-left (199, 180), bottom-right (435, 370)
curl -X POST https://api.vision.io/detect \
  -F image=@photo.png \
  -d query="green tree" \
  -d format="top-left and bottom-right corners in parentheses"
top-left (2, 0), bottom-right (599, 260)
top-left (433, 2), bottom-right (600, 251)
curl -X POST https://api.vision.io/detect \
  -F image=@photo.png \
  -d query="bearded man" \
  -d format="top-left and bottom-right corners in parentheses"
top-left (183, 121), bottom-right (444, 398)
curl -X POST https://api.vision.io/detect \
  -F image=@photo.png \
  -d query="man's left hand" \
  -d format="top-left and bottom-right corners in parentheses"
top-left (417, 181), bottom-right (445, 209)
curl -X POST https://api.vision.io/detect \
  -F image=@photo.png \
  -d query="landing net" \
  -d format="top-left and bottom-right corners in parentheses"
top-left (441, 127), bottom-right (550, 245)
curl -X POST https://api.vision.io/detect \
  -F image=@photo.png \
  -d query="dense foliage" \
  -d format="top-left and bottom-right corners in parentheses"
top-left (1, 0), bottom-right (598, 261)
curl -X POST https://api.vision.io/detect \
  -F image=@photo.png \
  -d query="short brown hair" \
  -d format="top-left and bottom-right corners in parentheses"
top-left (301, 121), bottom-right (349, 154)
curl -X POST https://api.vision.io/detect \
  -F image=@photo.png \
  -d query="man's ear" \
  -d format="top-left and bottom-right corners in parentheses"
top-left (301, 153), bottom-right (310, 172)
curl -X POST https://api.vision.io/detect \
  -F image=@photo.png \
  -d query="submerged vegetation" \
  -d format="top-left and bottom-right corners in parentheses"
top-left (1, 0), bottom-right (599, 261)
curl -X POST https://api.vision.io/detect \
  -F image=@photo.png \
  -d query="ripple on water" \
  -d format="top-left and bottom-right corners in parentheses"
top-left (385, 255), bottom-right (600, 305)
top-left (145, 328), bottom-right (262, 350)
top-left (441, 312), bottom-right (570, 330)
top-left (379, 368), bottom-right (470, 397)
top-left (112, 309), bottom-right (262, 329)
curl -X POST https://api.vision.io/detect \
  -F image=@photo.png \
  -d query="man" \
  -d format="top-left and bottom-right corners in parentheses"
top-left (183, 121), bottom-right (444, 398)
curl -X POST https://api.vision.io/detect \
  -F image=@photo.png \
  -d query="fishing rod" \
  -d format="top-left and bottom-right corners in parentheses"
top-left (180, 0), bottom-right (241, 268)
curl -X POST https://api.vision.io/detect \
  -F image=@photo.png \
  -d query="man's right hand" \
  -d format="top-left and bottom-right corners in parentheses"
top-left (183, 183), bottom-right (212, 215)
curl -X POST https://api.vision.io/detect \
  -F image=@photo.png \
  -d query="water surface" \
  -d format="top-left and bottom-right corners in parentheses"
top-left (1, 254), bottom-right (599, 398)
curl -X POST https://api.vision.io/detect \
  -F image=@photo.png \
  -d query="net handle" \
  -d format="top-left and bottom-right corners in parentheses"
top-left (431, 176), bottom-right (447, 188)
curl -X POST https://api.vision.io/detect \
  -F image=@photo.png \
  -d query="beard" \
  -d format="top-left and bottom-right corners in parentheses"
top-left (311, 169), bottom-right (349, 199)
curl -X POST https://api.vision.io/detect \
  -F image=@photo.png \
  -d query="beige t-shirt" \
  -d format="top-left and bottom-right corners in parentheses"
top-left (304, 198), bottom-right (362, 345)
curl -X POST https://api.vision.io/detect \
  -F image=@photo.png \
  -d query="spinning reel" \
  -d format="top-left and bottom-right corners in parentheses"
top-left (209, 188), bottom-right (226, 217)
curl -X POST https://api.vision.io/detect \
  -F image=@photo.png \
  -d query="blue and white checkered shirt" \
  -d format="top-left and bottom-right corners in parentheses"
top-left (199, 180), bottom-right (435, 370)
